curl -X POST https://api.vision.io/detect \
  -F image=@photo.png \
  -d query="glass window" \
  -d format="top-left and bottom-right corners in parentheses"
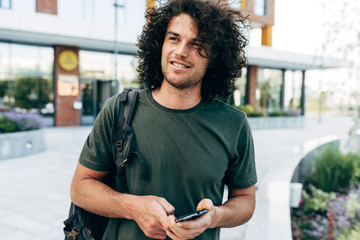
top-left (0, 0), bottom-right (12, 9)
top-left (228, 0), bottom-right (241, 10)
top-left (284, 70), bottom-right (302, 113)
top-left (254, 0), bottom-right (267, 16)
top-left (257, 68), bottom-right (282, 113)
top-left (80, 50), bottom-right (114, 80)
top-left (0, 43), bottom-right (54, 117)
top-left (233, 68), bottom-right (247, 106)
top-left (12, 0), bottom-right (35, 12)
top-left (116, 54), bottom-right (139, 92)
top-left (0, 42), bottom-right (10, 109)
top-left (11, 44), bottom-right (54, 115)
top-left (79, 50), bottom-right (139, 93)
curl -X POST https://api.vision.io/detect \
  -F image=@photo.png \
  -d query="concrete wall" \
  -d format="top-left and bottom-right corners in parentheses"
top-left (248, 116), bottom-right (305, 130)
top-left (0, 130), bottom-right (46, 160)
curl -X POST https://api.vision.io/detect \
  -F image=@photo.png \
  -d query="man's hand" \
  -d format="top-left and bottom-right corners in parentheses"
top-left (130, 195), bottom-right (175, 239)
top-left (166, 199), bottom-right (215, 240)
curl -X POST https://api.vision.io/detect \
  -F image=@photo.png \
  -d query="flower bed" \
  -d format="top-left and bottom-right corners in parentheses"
top-left (291, 147), bottom-right (360, 239)
top-left (0, 111), bottom-right (46, 160)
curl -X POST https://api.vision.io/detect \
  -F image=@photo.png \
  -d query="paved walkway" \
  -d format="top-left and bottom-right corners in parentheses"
top-left (0, 115), bottom-right (356, 239)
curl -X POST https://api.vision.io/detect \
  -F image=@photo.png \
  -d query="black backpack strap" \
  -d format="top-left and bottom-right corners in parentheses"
top-left (114, 89), bottom-right (147, 192)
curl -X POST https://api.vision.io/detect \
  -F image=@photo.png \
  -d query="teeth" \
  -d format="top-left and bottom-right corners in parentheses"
top-left (172, 62), bottom-right (188, 68)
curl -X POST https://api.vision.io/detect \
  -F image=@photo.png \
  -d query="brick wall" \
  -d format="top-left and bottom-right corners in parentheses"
top-left (54, 46), bottom-right (81, 126)
top-left (36, 0), bottom-right (57, 15)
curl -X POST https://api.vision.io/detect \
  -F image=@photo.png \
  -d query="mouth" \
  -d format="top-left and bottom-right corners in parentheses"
top-left (171, 61), bottom-right (190, 69)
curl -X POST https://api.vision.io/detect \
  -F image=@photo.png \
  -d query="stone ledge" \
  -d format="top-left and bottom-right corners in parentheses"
top-left (0, 129), bottom-right (46, 160)
top-left (248, 116), bottom-right (304, 130)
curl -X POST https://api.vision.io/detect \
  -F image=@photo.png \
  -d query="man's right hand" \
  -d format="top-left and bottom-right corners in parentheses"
top-left (71, 163), bottom-right (175, 239)
top-left (129, 195), bottom-right (175, 239)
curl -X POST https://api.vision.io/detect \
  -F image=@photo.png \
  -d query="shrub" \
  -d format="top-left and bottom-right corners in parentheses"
top-left (302, 184), bottom-right (336, 213)
top-left (346, 153), bottom-right (360, 185)
top-left (0, 115), bottom-right (20, 133)
top-left (234, 104), bottom-right (254, 116)
top-left (309, 147), bottom-right (355, 193)
top-left (0, 111), bottom-right (45, 133)
top-left (268, 111), bottom-right (284, 117)
top-left (233, 105), bottom-right (265, 117)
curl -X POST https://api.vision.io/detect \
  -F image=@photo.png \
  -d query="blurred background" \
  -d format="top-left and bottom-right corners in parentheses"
top-left (0, 0), bottom-right (357, 127)
top-left (1, 0), bottom-right (360, 239)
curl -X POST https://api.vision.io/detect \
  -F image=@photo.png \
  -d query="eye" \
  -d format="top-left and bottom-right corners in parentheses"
top-left (190, 42), bottom-right (200, 48)
top-left (169, 37), bottom-right (178, 42)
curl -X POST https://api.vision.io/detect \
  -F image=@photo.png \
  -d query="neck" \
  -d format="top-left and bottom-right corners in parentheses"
top-left (152, 81), bottom-right (202, 110)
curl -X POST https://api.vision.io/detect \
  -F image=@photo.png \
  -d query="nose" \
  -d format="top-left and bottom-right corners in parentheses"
top-left (174, 42), bottom-right (189, 58)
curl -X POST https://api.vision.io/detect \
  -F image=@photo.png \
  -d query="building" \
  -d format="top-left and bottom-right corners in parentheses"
top-left (0, 0), bottom-right (351, 126)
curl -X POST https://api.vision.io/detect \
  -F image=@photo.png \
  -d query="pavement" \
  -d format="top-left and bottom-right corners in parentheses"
top-left (0, 114), bottom-right (357, 239)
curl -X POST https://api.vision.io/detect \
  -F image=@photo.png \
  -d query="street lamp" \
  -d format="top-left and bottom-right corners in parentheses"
top-left (113, 0), bottom-right (126, 94)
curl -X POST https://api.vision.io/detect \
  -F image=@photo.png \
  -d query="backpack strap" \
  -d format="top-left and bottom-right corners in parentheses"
top-left (114, 89), bottom-right (148, 192)
top-left (102, 89), bottom-right (146, 240)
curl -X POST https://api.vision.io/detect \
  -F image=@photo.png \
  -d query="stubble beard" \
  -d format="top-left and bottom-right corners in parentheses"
top-left (161, 64), bottom-right (205, 91)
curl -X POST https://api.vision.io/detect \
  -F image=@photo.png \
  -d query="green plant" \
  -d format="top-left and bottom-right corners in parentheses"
top-left (268, 111), bottom-right (284, 117)
top-left (0, 114), bottom-right (20, 133)
top-left (234, 104), bottom-right (254, 115)
top-left (248, 111), bottom-right (265, 117)
top-left (345, 193), bottom-right (360, 218)
top-left (345, 153), bottom-right (360, 185)
top-left (337, 223), bottom-right (360, 240)
top-left (302, 184), bottom-right (336, 213)
top-left (309, 147), bottom-right (355, 192)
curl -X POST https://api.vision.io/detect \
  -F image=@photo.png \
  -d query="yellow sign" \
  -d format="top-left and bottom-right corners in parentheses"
top-left (58, 50), bottom-right (78, 71)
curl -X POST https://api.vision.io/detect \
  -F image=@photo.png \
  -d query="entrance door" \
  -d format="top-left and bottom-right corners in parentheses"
top-left (80, 78), bottom-right (113, 125)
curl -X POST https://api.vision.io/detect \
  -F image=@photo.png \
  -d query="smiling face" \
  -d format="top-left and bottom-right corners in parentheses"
top-left (161, 13), bottom-right (210, 91)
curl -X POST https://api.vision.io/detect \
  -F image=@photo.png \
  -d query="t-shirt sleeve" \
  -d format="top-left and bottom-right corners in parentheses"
top-left (224, 117), bottom-right (257, 189)
top-left (78, 96), bottom-right (118, 171)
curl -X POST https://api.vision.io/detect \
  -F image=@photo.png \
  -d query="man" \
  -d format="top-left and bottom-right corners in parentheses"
top-left (70, 0), bottom-right (257, 239)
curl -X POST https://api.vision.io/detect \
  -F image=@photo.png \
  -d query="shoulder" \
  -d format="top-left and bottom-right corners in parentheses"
top-left (205, 99), bottom-right (248, 122)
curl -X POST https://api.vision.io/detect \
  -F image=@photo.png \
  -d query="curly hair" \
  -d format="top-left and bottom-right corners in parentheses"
top-left (137, 0), bottom-right (249, 99)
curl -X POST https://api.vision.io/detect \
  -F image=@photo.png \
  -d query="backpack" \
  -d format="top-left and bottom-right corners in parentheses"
top-left (63, 89), bottom-right (147, 240)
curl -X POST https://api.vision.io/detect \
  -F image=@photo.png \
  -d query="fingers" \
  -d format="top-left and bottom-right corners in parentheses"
top-left (196, 198), bottom-right (214, 212)
top-left (158, 197), bottom-right (176, 215)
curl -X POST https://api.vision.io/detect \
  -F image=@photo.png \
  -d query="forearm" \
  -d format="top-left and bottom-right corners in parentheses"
top-left (210, 186), bottom-right (256, 228)
top-left (70, 177), bottom-right (135, 219)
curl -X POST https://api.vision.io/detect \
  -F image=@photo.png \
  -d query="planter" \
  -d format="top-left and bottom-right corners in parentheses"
top-left (248, 116), bottom-right (304, 130)
top-left (0, 129), bottom-right (46, 160)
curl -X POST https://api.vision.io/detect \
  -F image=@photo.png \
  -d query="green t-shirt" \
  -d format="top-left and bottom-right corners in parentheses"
top-left (79, 89), bottom-right (257, 240)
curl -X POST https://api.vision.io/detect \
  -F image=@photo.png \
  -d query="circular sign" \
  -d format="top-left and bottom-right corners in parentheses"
top-left (58, 50), bottom-right (78, 71)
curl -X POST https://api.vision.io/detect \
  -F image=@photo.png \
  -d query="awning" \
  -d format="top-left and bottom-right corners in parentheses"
top-left (247, 46), bottom-right (353, 71)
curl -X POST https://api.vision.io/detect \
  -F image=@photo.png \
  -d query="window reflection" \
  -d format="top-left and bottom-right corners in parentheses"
top-left (257, 68), bottom-right (282, 113)
top-left (0, 43), bottom-right (54, 118)
top-left (0, 0), bottom-right (11, 9)
top-left (254, 0), bottom-right (267, 16)
top-left (233, 68), bottom-right (247, 106)
top-left (284, 71), bottom-right (302, 113)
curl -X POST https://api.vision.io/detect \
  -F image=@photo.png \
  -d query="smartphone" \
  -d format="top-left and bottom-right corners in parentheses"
top-left (175, 209), bottom-right (208, 222)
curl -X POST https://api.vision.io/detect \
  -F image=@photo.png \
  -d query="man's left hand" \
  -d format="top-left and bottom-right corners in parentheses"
top-left (166, 199), bottom-right (215, 240)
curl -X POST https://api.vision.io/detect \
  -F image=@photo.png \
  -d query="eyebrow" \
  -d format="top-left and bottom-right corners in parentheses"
top-left (166, 31), bottom-right (200, 42)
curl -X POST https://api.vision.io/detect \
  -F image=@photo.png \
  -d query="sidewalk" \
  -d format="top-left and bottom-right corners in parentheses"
top-left (0, 115), bottom-right (356, 239)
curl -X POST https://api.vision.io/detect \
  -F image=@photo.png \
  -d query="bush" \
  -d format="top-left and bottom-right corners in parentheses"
top-left (233, 105), bottom-right (264, 117)
top-left (0, 115), bottom-right (20, 133)
top-left (0, 111), bottom-right (45, 133)
top-left (302, 184), bottom-right (336, 213)
top-left (346, 153), bottom-right (360, 185)
top-left (309, 147), bottom-right (355, 193)
top-left (268, 111), bottom-right (284, 117)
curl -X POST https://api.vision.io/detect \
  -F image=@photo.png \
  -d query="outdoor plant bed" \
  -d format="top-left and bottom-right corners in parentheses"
top-left (291, 147), bottom-right (360, 240)
top-left (0, 111), bottom-right (46, 160)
